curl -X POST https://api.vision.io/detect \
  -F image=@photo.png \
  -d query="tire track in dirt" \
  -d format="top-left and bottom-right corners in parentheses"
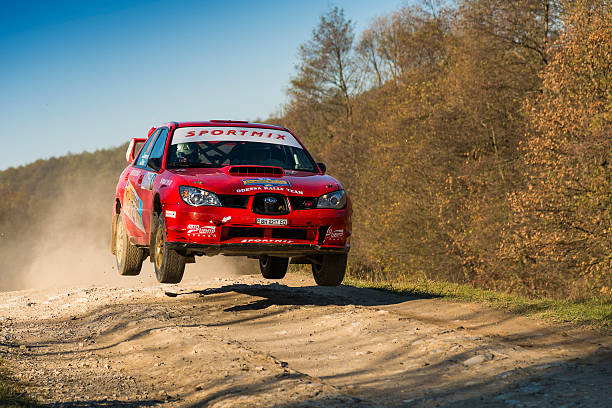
top-left (0, 273), bottom-right (610, 407)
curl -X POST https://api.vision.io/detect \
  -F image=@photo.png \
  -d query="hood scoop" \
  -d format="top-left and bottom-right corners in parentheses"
top-left (227, 166), bottom-right (284, 177)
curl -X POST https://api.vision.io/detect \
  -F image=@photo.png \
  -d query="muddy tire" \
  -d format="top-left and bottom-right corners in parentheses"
top-left (312, 254), bottom-right (347, 286)
top-left (153, 213), bottom-right (185, 284)
top-left (115, 214), bottom-right (144, 276)
top-left (259, 256), bottom-right (289, 279)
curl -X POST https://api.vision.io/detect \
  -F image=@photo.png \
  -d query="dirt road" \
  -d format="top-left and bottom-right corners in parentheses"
top-left (0, 268), bottom-right (610, 407)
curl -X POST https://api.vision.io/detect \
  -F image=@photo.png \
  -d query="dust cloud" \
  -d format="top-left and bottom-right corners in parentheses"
top-left (0, 181), bottom-right (255, 292)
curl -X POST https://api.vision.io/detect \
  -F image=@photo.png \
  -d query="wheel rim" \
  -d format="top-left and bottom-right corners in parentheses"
top-left (260, 256), bottom-right (269, 269)
top-left (155, 223), bottom-right (164, 268)
top-left (115, 218), bottom-right (125, 264)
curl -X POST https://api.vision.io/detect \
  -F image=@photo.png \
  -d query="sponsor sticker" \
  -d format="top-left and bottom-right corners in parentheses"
top-left (141, 172), bottom-right (157, 191)
top-left (186, 224), bottom-right (217, 237)
top-left (326, 228), bottom-right (344, 240)
top-left (172, 127), bottom-right (302, 148)
top-left (240, 238), bottom-right (294, 244)
top-left (256, 218), bottom-right (288, 226)
top-left (137, 153), bottom-right (150, 167)
top-left (242, 178), bottom-right (291, 187)
top-left (123, 181), bottom-right (144, 232)
top-left (235, 186), bottom-right (303, 195)
top-left (222, 216), bottom-right (231, 223)
top-left (165, 210), bottom-right (176, 218)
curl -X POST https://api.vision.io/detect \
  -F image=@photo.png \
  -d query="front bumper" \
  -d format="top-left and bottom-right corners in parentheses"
top-left (163, 203), bottom-right (351, 257)
top-left (166, 241), bottom-right (349, 257)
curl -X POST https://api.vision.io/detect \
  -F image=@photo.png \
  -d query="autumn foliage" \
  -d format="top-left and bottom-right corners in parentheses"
top-left (275, 0), bottom-right (611, 299)
top-left (0, 1), bottom-right (608, 300)
top-left (504, 2), bottom-right (611, 297)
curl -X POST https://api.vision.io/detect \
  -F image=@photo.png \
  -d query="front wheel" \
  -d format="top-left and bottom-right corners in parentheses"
top-left (312, 254), bottom-right (347, 286)
top-left (259, 256), bottom-right (289, 279)
top-left (153, 213), bottom-right (185, 284)
top-left (115, 213), bottom-right (144, 276)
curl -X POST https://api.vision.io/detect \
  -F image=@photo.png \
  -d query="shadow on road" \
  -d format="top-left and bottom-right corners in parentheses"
top-left (37, 399), bottom-right (164, 408)
top-left (3, 280), bottom-right (610, 408)
top-left (166, 281), bottom-right (431, 310)
top-left (173, 348), bottom-right (612, 408)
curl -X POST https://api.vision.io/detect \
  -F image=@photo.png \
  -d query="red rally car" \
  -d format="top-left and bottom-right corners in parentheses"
top-left (110, 120), bottom-right (351, 286)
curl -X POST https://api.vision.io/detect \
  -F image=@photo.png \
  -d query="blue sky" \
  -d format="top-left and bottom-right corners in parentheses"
top-left (0, 0), bottom-right (406, 170)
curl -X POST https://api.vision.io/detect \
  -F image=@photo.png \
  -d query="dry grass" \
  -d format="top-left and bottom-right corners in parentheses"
top-left (344, 275), bottom-right (612, 333)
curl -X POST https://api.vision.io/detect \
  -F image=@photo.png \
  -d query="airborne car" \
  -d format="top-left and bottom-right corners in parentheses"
top-left (111, 121), bottom-right (351, 285)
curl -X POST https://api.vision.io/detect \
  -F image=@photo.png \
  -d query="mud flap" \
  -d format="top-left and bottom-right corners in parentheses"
top-left (110, 213), bottom-right (118, 255)
top-left (149, 212), bottom-right (159, 262)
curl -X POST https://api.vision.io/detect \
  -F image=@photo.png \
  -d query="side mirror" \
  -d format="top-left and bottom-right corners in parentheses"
top-left (317, 162), bottom-right (327, 174)
top-left (126, 138), bottom-right (147, 163)
top-left (148, 157), bottom-right (162, 171)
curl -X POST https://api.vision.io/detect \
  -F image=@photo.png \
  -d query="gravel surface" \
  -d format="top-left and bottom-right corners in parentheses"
top-left (0, 272), bottom-right (610, 407)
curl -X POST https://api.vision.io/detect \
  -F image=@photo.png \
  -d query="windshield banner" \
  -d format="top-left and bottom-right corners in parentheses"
top-left (172, 127), bottom-right (302, 148)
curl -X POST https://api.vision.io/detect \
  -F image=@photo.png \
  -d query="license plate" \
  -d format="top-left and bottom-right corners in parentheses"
top-left (256, 218), bottom-right (288, 226)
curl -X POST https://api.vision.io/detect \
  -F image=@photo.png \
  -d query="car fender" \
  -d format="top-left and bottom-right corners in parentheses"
top-left (110, 211), bottom-right (118, 255)
top-left (148, 178), bottom-right (176, 260)
top-left (111, 166), bottom-right (132, 255)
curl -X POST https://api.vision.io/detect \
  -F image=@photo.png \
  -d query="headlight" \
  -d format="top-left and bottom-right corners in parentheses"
top-left (316, 190), bottom-right (346, 209)
top-left (179, 186), bottom-right (221, 206)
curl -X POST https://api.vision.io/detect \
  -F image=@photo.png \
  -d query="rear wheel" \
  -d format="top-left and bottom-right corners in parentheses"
top-left (259, 256), bottom-right (289, 279)
top-left (153, 213), bottom-right (185, 284)
top-left (312, 254), bottom-right (347, 286)
top-left (115, 214), bottom-right (144, 276)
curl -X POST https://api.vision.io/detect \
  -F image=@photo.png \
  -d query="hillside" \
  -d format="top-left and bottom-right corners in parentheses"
top-left (0, 146), bottom-right (127, 290)
top-left (271, 0), bottom-right (611, 300)
top-left (0, 0), bottom-right (610, 302)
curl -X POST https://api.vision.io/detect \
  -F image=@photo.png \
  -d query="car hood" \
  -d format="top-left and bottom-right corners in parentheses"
top-left (166, 167), bottom-right (343, 197)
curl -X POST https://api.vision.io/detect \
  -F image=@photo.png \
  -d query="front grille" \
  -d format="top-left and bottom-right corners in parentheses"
top-left (226, 227), bottom-right (308, 240)
top-left (272, 228), bottom-right (308, 240)
top-left (289, 196), bottom-right (317, 210)
top-left (218, 194), bottom-right (249, 208)
top-left (252, 194), bottom-right (290, 215)
top-left (227, 227), bottom-right (264, 239)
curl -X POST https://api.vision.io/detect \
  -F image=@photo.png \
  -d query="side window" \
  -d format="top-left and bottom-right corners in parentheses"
top-left (149, 128), bottom-right (168, 162)
top-left (135, 129), bottom-right (160, 167)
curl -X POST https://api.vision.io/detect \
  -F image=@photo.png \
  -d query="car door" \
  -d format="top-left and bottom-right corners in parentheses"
top-left (133, 127), bottom-right (169, 237)
top-left (124, 129), bottom-right (160, 239)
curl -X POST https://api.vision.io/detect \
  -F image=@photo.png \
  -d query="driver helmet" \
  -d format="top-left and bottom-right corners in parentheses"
top-left (176, 143), bottom-right (196, 158)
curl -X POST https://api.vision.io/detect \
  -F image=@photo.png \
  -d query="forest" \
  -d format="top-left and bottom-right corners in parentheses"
top-left (0, 0), bottom-right (609, 300)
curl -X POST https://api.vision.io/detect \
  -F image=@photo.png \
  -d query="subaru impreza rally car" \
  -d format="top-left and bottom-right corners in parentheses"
top-left (111, 120), bottom-right (351, 285)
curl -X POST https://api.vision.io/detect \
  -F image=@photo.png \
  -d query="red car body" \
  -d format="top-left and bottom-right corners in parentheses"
top-left (111, 121), bottom-right (351, 285)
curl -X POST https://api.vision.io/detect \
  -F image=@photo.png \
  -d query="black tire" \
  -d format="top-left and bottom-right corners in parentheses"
top-left (259, 256), bottom-right (289, 279)
top-left (153, 213), bottom-right (185, 284)
top-left (312, 254), bottom-right (347, 286)
top-left (115, 214), bottom-right (144, 276)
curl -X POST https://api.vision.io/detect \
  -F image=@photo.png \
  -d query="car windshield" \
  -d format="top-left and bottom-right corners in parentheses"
top-left (166, 141), bottom-right (318, 172)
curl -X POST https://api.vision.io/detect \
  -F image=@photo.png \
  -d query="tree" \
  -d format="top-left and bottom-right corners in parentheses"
top-left (459, 0), bottom-right (561, 66)
top-left (289, 7), bottom-right (357, 116)
top-left (356, 5), bottom-right (451, 85)
top-left (504, 0), bottom-right (611, 297)
top-left (356, 27), bottom-right (386, 87)
top-left (279, 0), bottom-right (610, 300)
